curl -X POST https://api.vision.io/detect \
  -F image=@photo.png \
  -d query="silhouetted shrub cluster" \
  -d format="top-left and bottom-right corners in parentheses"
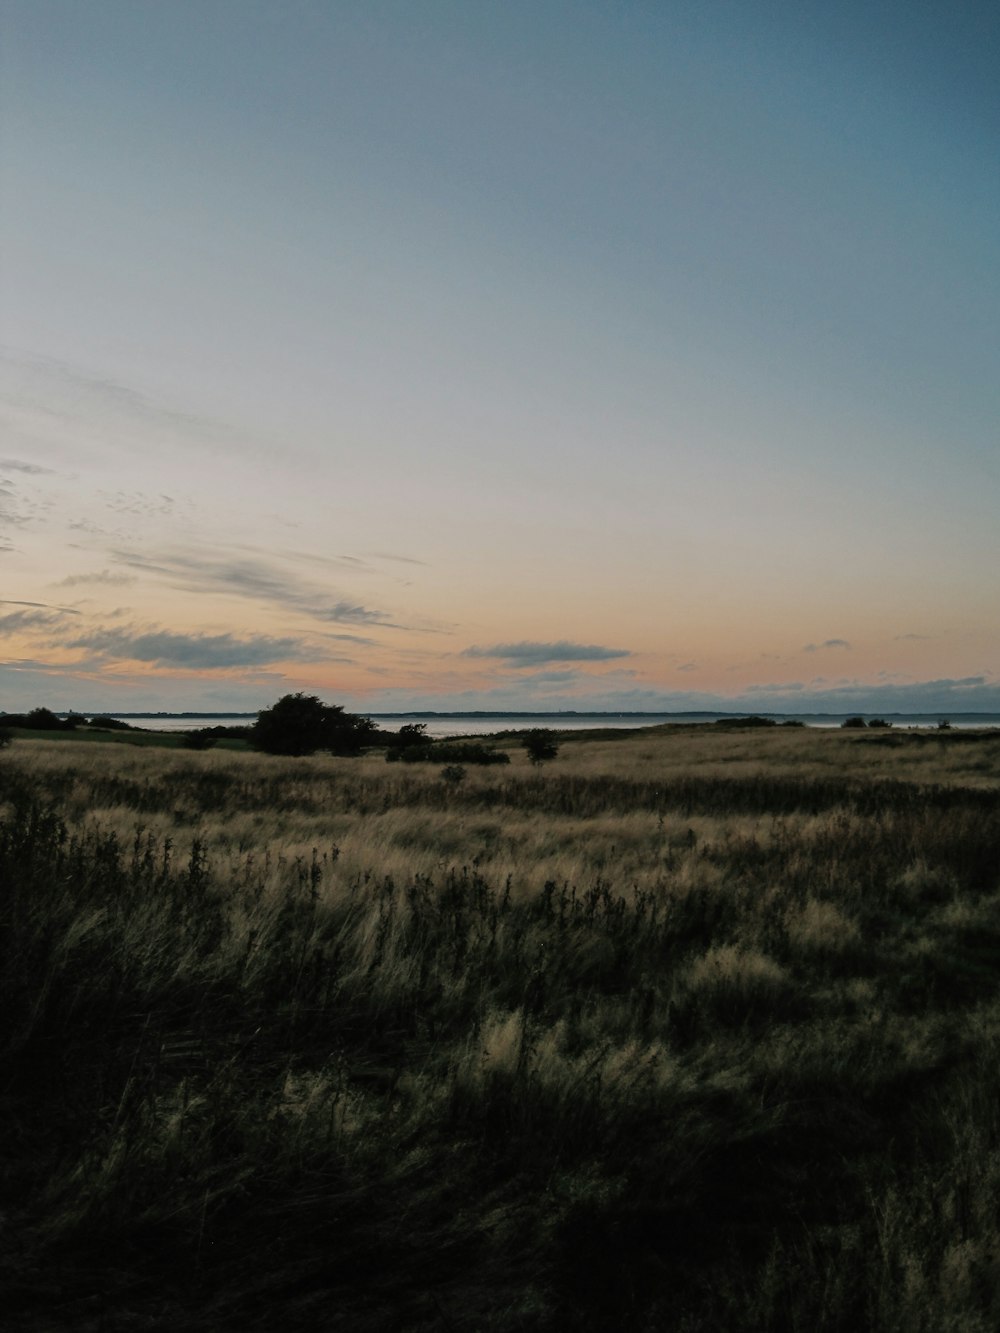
top-left (521, 727), bottom-right (560, 764)
top-left (253, 693), bottom-right (376, 756)
top-left (0, 709), bottom-right (139, 732)
top-left (367, 721), bottom-right (430, 749)
top-left (183, 723), bottom-right (253, 749)
top-left (0, 707), bottom-right (81, 731)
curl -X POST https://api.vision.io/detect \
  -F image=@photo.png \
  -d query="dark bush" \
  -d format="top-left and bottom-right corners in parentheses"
top-left (842, 717), bottom-right (867, 729)
top-left (522, 728), bottom-right (560, 765)
top-left (27, 707), bottom-right (70, 730)
top-left (186, 723), bottom-right (252, 742)
top-left (397, 722), bottom-right (429, 745)
top-left (369, 721), bottom-right (430, 749)
top-left (183, 730), bottom-right (217, 750)
top-left (254, 693), bottom-right (376, 756)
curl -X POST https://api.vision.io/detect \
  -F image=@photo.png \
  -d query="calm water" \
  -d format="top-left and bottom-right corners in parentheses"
top-left (108, 712), bottom-right (1000, 737)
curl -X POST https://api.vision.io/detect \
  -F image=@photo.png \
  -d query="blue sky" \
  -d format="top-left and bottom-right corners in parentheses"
top-left (1, 1), bottom-right (998, 713)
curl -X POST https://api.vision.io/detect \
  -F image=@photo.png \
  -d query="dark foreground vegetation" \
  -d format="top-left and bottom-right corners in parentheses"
top-left (1, 728), bottom-right (999, 1330)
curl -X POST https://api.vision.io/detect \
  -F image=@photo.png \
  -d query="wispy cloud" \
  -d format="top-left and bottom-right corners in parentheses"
top-left (0, 484), bottom-right (30, 527)
top-left (738, 676), bottom-right (1000, 711)
top-left (65, 625), bottom-right (334, 670)
top-left (55, 570), bottom-right (137, 588)
top-left (0, 352), bottom-right (236, 456)
top-left (803, 639), bottom-right (851, 653)
top-left (745, 681), bottom-right (807, 694)
top-left (368, 551), bottom-right (429, 567)
top-left (99, 491), bottom-right (179, 520)
top-left (0, 458), bottom-right (55, 475)
top-left (0, 608), bottom-right (74, 635)
top-left (514, 669), bottom-right (590, 686)
top-left (462, 640), bottom-right (632, 667)
top-left (110, 547), bottom-right (401, 628)
top-left (1, 598), bottom-right (81, 613)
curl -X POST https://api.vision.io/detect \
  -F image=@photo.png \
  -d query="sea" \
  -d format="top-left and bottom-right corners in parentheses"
top-left (104, 712), bottom-right (1000, 737)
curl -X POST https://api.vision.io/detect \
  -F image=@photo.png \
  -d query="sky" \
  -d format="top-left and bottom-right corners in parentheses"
top-left (1, 0), bottom-right (998, 715)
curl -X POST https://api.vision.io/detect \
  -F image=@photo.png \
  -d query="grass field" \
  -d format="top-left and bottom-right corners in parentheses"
top-left (2, 726), bottom-right (999, 1330)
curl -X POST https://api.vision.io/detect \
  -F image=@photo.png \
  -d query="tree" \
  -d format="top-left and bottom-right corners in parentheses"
top-left (26, 707), bottom-right (66, 730)
top-left (521, 728), bottom-right (559, 766)
top-left (253, 693), bottom-right (376, 756)
top-left (396, 723), bottom-right (429, 746)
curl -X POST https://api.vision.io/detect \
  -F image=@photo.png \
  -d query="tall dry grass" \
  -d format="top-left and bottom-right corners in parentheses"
top-left (1, 727), bottom-right (998, 1330)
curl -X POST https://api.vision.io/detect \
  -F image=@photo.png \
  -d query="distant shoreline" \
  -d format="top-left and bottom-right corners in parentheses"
top-left (59, 710), bottom-right (1000, 722)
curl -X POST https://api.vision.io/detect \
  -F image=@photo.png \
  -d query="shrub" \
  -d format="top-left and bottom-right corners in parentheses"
top-left (89, 715), bottom-right (134, 731)
top-left (253, 693), bottom-right (376, 756)
top-left (842, 716), bottom-right (867, 729)
top-left (440, 765), bottom-right (467, 785)
top-left (522, 728), bottom-right (560, 765)
top-left (182, 729), bottom-right (217, 750)
top-left (370, 721), bottom-right (431, 749)
top-left (28, 707), bottom-right (67, 730)
top-left (398, 722), bottom-right (429, 745)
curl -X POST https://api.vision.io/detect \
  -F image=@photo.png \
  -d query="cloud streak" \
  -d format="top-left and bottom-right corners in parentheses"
top-left (110, 547), bottom-right (400, 629)
top-left (0, 608), bottom-right (73, 636)
top-left (0, 458), bottom-right (55, 475)
top-left (462, 640), bottom-right (631, 667)
top-left (55, 570), bottom-right (137, 588)
top-left (0, 352), bottom-right (236, 455)
top-left (803, 640), bottom-right (851, 653)
top-left (65, 625), bottom-right (334, 670)
top-left (1, 598), bottom-right (81, 613)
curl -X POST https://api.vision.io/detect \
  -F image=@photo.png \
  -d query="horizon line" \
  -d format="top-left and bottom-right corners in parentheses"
top-left (23, 708), bottom-right (1000, 721)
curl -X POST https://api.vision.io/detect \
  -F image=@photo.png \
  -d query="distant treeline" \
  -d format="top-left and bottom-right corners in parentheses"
top-left (0, 708), bottom-right (133, 732)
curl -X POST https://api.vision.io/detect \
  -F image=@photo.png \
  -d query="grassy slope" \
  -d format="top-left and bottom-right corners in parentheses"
top-left (2, 725), bottom-right (188, 747)
top-left (1, 728), bottom-right (999, 1330)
